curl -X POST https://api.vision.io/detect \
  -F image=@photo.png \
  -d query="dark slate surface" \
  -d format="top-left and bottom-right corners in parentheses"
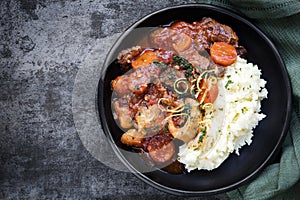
top-left (0, 0), bottom-right (229, 199)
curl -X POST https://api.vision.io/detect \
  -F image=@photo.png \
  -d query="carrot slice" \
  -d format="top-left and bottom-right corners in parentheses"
top-left (197, 79), bottom-right (219, 104)
top-left (210, 42), bottom-right (237, 66)
top-left (131, 49), bottom-right (158, 69)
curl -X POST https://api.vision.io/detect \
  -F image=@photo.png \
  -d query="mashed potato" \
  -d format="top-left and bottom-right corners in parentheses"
top-left (178, 57), bottom-right (268, 171)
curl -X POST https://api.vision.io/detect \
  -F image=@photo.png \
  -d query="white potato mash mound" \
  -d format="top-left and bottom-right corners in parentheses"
top-left (178, 57), bottom-right (268, 171)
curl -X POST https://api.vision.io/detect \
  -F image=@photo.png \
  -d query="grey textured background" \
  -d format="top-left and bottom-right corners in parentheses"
top-left (0, 0), bottom-right (230, 199)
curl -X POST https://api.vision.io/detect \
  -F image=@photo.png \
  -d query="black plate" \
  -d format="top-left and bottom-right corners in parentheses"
top-left (98, 4), bottom-right (292, 195)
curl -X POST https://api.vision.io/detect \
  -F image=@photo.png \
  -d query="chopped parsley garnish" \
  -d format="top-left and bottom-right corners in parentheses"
top-left (172, 55), bottom-right (187, 65)
top-left (172, 55), bottom-right (193, 69)
top-left (185, 66), bottom-right (193, 78)
top-left (225, 80), bottom-right (234, 89)
top-left (164, 124), bottom-right (169, 133)
top-left (241, 107), bottom-right (248, 114)
top-left (198, 135), bottom-right (204, 143)
top-left (153, 60), bottom-right (168, 67)
top-left (198, 129), bottom-right (207, 143)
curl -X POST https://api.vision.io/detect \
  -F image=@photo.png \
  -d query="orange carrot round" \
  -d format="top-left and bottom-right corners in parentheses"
top-left (131, 49), bottom-right (158, 69)
top-left (210, 42), bottom-right (237, 66)
top-left (197, 79), bottom-right (219, 104)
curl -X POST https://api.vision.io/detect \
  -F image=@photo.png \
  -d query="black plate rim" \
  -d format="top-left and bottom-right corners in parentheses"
top-left (97, 3), bottom-right (292, 196)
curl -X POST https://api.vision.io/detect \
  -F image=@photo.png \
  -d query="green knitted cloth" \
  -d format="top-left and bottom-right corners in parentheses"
top-left (195, 0), bottom-right (300, 199)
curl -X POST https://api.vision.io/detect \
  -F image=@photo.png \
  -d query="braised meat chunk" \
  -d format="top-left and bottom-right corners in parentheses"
top-left (194, 17), bottom-right (239, 49)
top-left (150, 17), bottom-right (247, 59)
top-left (117, 46), bottom-right (143, 72)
